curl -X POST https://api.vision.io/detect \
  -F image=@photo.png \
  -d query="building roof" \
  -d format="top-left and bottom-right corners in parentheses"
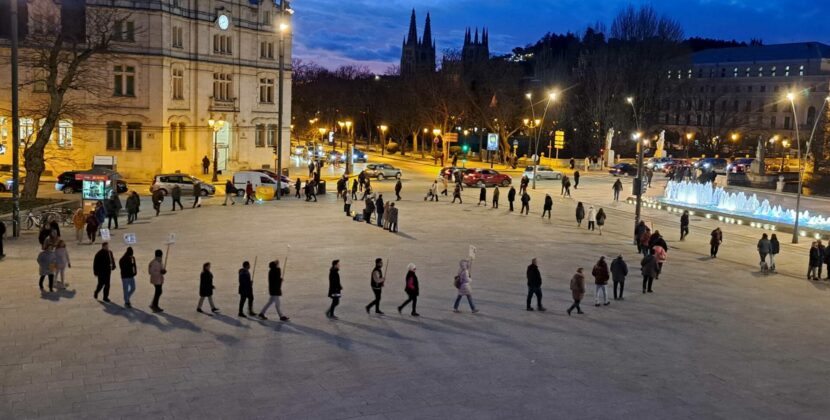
top-left (693, 42), bottom-right (830, 64)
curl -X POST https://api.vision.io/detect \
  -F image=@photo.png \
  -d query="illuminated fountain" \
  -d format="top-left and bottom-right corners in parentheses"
top-left (662, 181), bottom-right (830, 230)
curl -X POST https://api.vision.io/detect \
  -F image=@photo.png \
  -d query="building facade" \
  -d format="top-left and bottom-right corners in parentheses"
top-left (461, 27), bottom-right (489, 68)
top-left (659, 42), bottom-right (830, 149)
top-left (0, 0), bottom-right (293, 180)
top-left (399, 9), bottom-right (435, 77)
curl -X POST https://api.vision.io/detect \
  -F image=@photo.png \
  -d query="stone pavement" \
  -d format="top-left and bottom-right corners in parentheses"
top-left (1, 166), bottom-right (829, 419)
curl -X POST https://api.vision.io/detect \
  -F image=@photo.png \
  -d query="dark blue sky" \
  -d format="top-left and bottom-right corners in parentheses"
top-left (292, 0), bottom-right (830, 73)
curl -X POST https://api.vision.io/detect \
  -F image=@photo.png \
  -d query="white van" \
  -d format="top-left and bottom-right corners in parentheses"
top-left (232, 171), bottom-right (287, 196)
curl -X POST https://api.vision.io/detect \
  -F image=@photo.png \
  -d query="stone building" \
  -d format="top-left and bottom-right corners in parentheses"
top-left (399, 9), bottom-right (435, 77)
top-left (0, 0), bottom-right (293, 180)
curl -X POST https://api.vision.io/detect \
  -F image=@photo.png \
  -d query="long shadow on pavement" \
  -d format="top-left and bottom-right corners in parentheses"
top-left (278, 322), bottom-right (388, 352)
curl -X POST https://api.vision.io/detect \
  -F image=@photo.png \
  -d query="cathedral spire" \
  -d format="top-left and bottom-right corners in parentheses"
top-left (474, 27), bottom-right (479, 44)
top-left (422, 12), bottom-right (433, 47)
top-left (407, 9), bottom-right (418, 45)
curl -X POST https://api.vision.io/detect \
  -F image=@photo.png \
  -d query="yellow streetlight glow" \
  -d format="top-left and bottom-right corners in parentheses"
top-left (626, 97), bottom-right (634, 104)
top-left (686, 132), bottom-right (693, 140)
top-left (279, 23), bottom-right (290, 33)
top-left (345, 121), bottom-right (352, 129)
top-left (318, 127), bottom-right (326, 135)
top-left (379, 125), bottom-right (388, 132)
top-left (548, 91), bottom-right (558, 101)
top-left (782, 140), bottom-right (790, 148)
top-left (525, 93), bottom-right (532, 100)
top-left (523, 118), bottom-right (530, 126)
top-left (786, 92), bottom-right (795, 101)
top-left (337, 121), bottom-right (345, 128)
top-left (432, 128), bottom-right (441, 136)
top-left (632, 132), bottom-right (642, 140)
top-left (463, 130), bottom-right (469, 136)
top-left (534, 118), bottom-right (541, 126)
top-left (423, 128), bottom-right (428, 134)
top-left (731, 133), bottom-right (739, 141)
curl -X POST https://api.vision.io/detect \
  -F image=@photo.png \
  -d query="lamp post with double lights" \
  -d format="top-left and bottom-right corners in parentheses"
top-left (208, 118), bottom-right (225, 182)
top-left (275, 1), bottom-right (293, 200)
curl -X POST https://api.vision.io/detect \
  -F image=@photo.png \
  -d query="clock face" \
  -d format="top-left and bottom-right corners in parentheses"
top-left (217, 15), bottom-right (229, 30)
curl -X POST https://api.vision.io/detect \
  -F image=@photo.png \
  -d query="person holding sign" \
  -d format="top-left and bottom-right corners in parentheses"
top-left (148, 249), bottom-right (166, 312)
top-left (453, 259), bottom-right (478, 313)
top-left (258, 260), bottom-right (289, 321)
top-left (365, 258), bottom-right (385, 315)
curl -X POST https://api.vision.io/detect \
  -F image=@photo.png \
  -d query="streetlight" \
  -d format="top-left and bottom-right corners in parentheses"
top-left (531, 91), bottom-right (558, 189)
top-left (344, 120), bottom-right (353, 175)
top-left (422, 127), bottom-right (428, 158)
top-left (274, 2), bottom-right (292, 200)
top-left (685, 132), bottom-right (693, 158)
top-left (787, 92), bottom-right (803, 243)
top-left (379, 125), bottom-right (388, 156)
top-left (208, 118), bottom-right (225, 182)
top-left (627, 97), bottom-right (644, 232)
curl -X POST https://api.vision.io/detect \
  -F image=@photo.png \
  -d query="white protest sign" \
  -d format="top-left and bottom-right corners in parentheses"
top-left (99, 228), bottom-right (111, 241)
top-left (468, 245), bottom-right (477, 260)
top-left (123, 233), bottom-right (137, 245)
top-left (166, 233), bottom-right (177, 245)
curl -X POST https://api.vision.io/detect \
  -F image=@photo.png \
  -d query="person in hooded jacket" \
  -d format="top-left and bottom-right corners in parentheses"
top-left (125, 192), bottom-right (140, 224)
top-left (641, 252), bottom-right (659, 293)
top-left (197, 262), bottom-right (219, 313)
top-left (567, 268), bottom-right (586, 315)
top-left (541, 194), bottom-right (553, 219)
top-left (634, 221), bottom-right (647, 249)
top-left (610, 255), bottom-right (628, 300)
top-left (592, 256), bottom-right (610, 306)
top-left (397, 263), bottom-right (420, 316)
top-left (238, 261), bottom-right (255, 317)
top-left (575, 202), bottom-right (585, 227)
top-left (258, 260), bottom-right (288, 321)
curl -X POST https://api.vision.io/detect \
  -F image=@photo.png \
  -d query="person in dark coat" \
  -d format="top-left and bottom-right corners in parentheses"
top-left (171, 185), bottom-right (184, 211)
top-left (238, 261), bottom-right (255, 317)
top-left (93, 242), bottom-right (116, 302)
top-left (397, 263), bottom-right (420, 316)
top-left (757, 233), bottom-right (772, 268)
top-left (575, 202), bottom-right (585, 227)
top-left (680, 210), bottom-right (690, 240)
top-left (326, 260), bottom-right (342, 319)
top-left (610, 255), bottom-right (628, 300)
top-left (224, 180), bottom-right (237, 205)
top-left (202, 155), bottom-right (210, 174)
top-left (365, 258), bottom-right (385, 314)
top-left (492, 186), bottom-right (500, 208)
top-left (105, 192), bottom-right (121, 229)
top-left (563, 177), bottom-right (571, 197)
top-left (244, 181), bottom-right (255, 205)
top-left (507, 186), bottom-right (516, 211)
top-left (192, 181), bottom-right (202, 208)
top-left (710, 228), bottom-right (723, 258)
top-left (395, 179), bottom-right (402, 201)
top-left (649, 230), bottom-right (668, 253)
top-left (641, 253), bottom-right (659, 293)
top-left (592, 256), bottom-right (610, 306)
top-left (118, 247), bottom-right (137, 308)
top-left (769, 234), bottom-right (780, 272)
top-left (258, 260), bottom-right (288, 321)
top-left (125, 192), bottom-right (140, 224)
top-left (520, 192), bottom-right (530, 215)
top-left (152, 189), bottom-right (165, 215)
top-left (541, 194), bottom-right (553, 219)
top-left (809, 241), bottom-right (821, 280)
top-left (817, 240), bottom-right (826, 279)
top-left (595, 208), bottom-right (606, 235)
top-left (364, 195), bottom-right (376, 224)
top-left (85, 211), bottom-right (99, 244)
top-left (573, 170), bottom-right (580, 189)
top-left (375, 194), bottom-right (385, 227)
top-left (197, 262), bottom-right (219, 313)
top-left (526, 258), bottom-right (545, 311)
top-left (634, 220), bottom-right (647, 249)
top-left (350, 178), bottom-right (358, 200)
top-left (567, 268), bottom-right (586, 316)
top-left (612, 179), bottom-right (623, 201)
top-left (478, 187), bottom-right (487, 207)
top-left (452, 184), bottom-right (463, 204)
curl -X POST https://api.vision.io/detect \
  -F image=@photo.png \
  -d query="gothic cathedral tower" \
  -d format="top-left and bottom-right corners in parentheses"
top-left (400, 9), bottom-right (435, 76)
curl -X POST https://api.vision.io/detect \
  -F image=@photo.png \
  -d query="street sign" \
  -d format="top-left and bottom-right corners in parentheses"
top-left (554, 130), bottom-right (565, 149)
top-left (443, 133), bottom-right (458, 143)
top-left (486, 133), bottom-right (499, 151)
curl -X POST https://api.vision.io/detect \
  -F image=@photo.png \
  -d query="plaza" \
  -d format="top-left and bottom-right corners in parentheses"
top-left (1, 159), bottom-right (829, 419)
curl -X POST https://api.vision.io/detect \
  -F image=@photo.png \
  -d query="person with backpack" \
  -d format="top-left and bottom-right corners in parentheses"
top-left (592, 256), bottom-right (610, 307)
top-left (258, 260), bottom-right (289, 321)
top-left (397, 263), bottom-right (420, 316)
top-left (453, 259), bottom-right (478, 313)
top-left (365, 258), bottom-right (385, 315)
top-left (610, 255), bottom-right (628, 300)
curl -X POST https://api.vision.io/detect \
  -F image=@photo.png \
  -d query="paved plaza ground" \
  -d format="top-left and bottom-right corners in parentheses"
top-left (1, 159), bottom-right (830, 419)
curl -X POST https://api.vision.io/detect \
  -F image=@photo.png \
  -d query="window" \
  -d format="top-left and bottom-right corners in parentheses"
top-left (259, 77), bottom-right (274, 103)
top-left (170, 123), bottom-right (178, 150)
top-left (676, 70), bottom-right (681, 80)
top-left (172, 67), bottom-right (184, 100)
top-left (721, 100), bottom-right (727, 111)
top-left (686, 100), bottom-right (692, 111)
top-left (771, 103), bottom-right (778, 112)
top-left (172, 26), bottom-right (183, 48)
top-left (255, 124), bottom-right (265, 147)
top-left (106, 122), bottom-right (122, 150)
top-left (745, 67), bottom-right (750, 77)
top-left (267, 124), bottom-right (277, 147)
top-left (696, 114), bottom-right (702, 126)
top-left (213, 73), bottom-right (232, 101)
top-left (685, 114), bottom-right (690, 125)
top-left (773, 86), bottom-right (779, 93)
top-left (113, 21), bottom-right (135, 42)
top-left (720, 68), bottom-right (726, 78)
top-left (213, 34), bottom-right (232, 54)
top-left (784, 116), bottom-right (791, 129)
top-left (698, 68), bottom-right (703, 78)
top-left (675, 114), bottom-right (680, 125)
top-left (664, 114), bottom-right (669, 124)
top-left (57, 120), bottom-right (72, 148)
top-left (178, 123), bottom-right (186, 150)
top-left (687, 69), bottom-right (692, 79)
top-left (114, 65), bottom-right (135, 97)
top-left (771, 66), bottom-right (777, 77)
top-left (709, 68), bottom-right (714, 78)
top-left (733, 100), bottom-right (739, 112)
top-left (758, 66), bottom-right (763, 77)
top-left (260, 41), bottom-right (274, 59)
top-left (745, 100), bottom-right (752, 112)
top-left (126, 122), bottom-right (142, 150)
top-left (785, 65), bottom-right (790, 76)
top-left (32, 70), bottom-right (47, 93)
top-left (799, 65), bottom-right (804, 76)
top-left (261, 10), bottom-right (272, 25)
top-left (770, 116), bottom-right (776, 128)
top-left (733, 67), bottom-right (738, 77)
top-left (756, 116), bottom-right (763, 126)
top-left (760, 85), bottom-right (766, 93)
top-left (667, 70), bottom-right (672, 79)
top-left (748, 85), bottom-right (753, 92)
top-left (19, 117), bottom-right (34, 145)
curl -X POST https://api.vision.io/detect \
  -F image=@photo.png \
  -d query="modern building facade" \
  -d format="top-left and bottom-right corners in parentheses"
top-left (0, 0), bottom-right (293, 180)
top-left (399, 9), bottom-right (435, 77)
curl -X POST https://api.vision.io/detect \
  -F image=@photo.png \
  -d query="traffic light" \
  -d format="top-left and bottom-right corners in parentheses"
top-left (461, 144), bottom-right (469, 153)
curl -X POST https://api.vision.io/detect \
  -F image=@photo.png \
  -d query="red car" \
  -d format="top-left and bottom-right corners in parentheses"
top-left (462, 168), bottom-right (512, 187)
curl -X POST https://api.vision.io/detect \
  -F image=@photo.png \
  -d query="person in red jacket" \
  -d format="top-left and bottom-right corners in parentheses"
top-left (592, 256), bottom-right (610, 307)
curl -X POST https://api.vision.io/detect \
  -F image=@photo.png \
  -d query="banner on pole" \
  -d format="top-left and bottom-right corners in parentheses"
top-left (486, 133), bottom-right (499, 151)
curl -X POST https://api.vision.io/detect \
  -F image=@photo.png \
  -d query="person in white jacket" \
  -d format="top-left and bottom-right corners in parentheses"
top-left (54, 240), bottom-right (71, 289)
top-left (453, 259), bottom-right (478, 313)
top-left (587, 206), bottom-right (597, 231)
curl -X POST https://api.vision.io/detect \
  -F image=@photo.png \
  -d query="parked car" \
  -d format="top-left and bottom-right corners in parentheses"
top-left (150, 174), bottom-right (215, 196)
top-left (351, 148), bottom-right (367, 163)
top-left (0, 165), bottom-right (25, 192)
top-left (523, 165), bottom-right (563, 180)
top-left (646, 157), bottom-right (675, 171)
top-left (364, 163), bottom-right (402, 180)
top-left (663, 159), bottom-right (690, 173)
top-left (463, 168), bottom-right (512, 187)
top-left (609, 163), bottom-right (638, 177)
top-left (249, 169), bottom-right (292, 193)
top-left (727, 158), bottom-right (754, 173)
top-left (232, 171), bottom-right (288, 196)
top-left (694, 158), bottom-right (728, 174)
top-left (56, 170), bottom-right (128, 194)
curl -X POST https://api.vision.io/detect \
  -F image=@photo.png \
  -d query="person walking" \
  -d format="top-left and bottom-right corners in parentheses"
top-left (85, 211), bottom-right (99, 244)
top-left (350, 178), bottom-right (358, 200)
top-left (441, 176), bottom-right (449, 196)
top-left (541, 194), bottom-right (553, 219)
top-left (595, 208), bottom-right (606, 235)
top-left (395, 179), bottom-right (402, 201)
top-left (365, 258), bottom-right (385, 314)
top-left (118, 247), bottom-right (137, 308)
top-left (610, 255), bottom-right (628, 300)
top-left (757, 233), bottom-right (772, 270)
top-left (196, 262), bottom-right (219, 314)
top-left (680, 210), bottom-right (690, 240)
top-left (54, 240), bottom-right (70, 289)
top-left (526, 258), bottom-right (545, 311)
top-left (520, 191), bottom-right (530, 215)
top-left (72, 208), bottom-right (86, 244)
top-left (569, 157), bottom-right (575, 170)
top-left (202, 156), bottom-right (210, 175)
top-left (452, 184), bottom-right (463, 204)
top-left (507, 186), bottom-right (516, 211)
top-left (453, 259), bottom-right (478, 313)
top-left (567, 267), bottom-right (586, 316)
top-left (492, 186), bottom-right (500, 208)
top-left (171, 185), bottom-right (184, 211)
top-left (326, 260), bottom-right (342, 319)
top-left (375, 194), bottom-right (385, 227)
top-left (397, 263), bottom-right (420, 316)
top-left (592, 256), bottom-right (610, 306)
top-left (575, 202), bottom-right (585, 227)
top-left (93, 242), bottom-right (116, 302)
top-left (258, 260), bottom-right (289, 321)
top-left (520, 175), bottom-right (529, 195)
top-left (388, 203), bottom-right (399, 233)
top-left (477, 187), bottom-right (487, 207)
top-left (105, 192), bottom-right (121, 229)
top-left (710, 227), bottom-right (723, 258)
top-left (641, 252), bottom-right (659, 293)
top-left (573, 170), bottom-right (580, 189)
top-left (769, 233), bottom-right (780, 272)
top-left (148, 249), bottom-right (166, 312)
top-left (652, 244), bottom-right (667, 279)
top-left (639, 227), bottom-right (652, 256)
top-left (94, 201), bottom-right (106, 229)
top-left (244, 181), bottom-right (255, 205)
top-left (426, 180), bottom-right (439, 201)
top-left (308, 160), bottom-right (315, 178)
top-left (37, 246), bottom-right (57, 292)
top-left (192, 181), bottom-right (202, 208)
top-left (152, 188), bottom-right (164, 216)
top-left (126, 192), bottom-right (140, 224)
top-left (587, 206), bottom-right (596, 231)
top-left (563, 177), bottom-right (571, 197)
top-left (808, 241), bottom-right (821, 280)
top-left (612, 179), bottom-right (623, 201)
top-left (237, 261), bottom-right (255, 317)
top-left (223, 180), bottom-right (237, 205)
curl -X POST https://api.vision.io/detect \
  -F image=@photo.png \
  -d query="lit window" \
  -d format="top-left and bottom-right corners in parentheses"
top-left (799, 65), bottom-right (805, 76)
top-left (771, 66), bottom-right (777, 77)
top-left (784, 65), bottom-right (790, 76)
top-left (57, 120), bottom-right (72, 148)
top-left (745, 67), bottom-right (750, 77)
top-left (687, 69), bottom-right (692, 79)
top-left (733, 67), bottom-right (738, 77)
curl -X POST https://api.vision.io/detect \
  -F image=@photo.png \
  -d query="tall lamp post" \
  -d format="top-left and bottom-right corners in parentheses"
top-left (345, 120), bottom-right (353, 175)
top-left (626, 97), bottom-right (644, 230)
top-left (379, 125), bottom-right (388, 156)
top-left (421, 128), bottom-right (428, 158)
top-left (787, 92), bottom-right (804, 243)
top-left (532, 91), bottom-right (558, 189)
top-left (275, 1), bottom-right (292, 200)
top-left (208, 119), bottom-right (225, 182)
